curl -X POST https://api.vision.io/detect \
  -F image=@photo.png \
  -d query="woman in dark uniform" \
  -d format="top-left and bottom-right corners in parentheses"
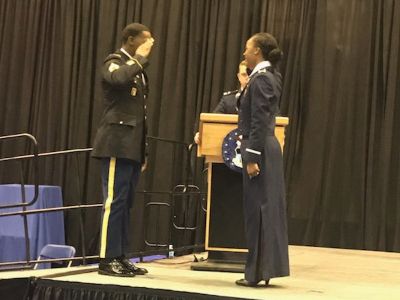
top-left (236, 33), bottom-right (290, 287)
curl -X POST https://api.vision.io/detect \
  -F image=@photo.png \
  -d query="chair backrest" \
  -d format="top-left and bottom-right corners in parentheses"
top-left (34, 244), bottom-right (76, 269)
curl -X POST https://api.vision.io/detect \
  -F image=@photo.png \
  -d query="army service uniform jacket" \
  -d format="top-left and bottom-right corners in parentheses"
top-left (92, 49), bottom-right (149, 163)
top-left (213, 90), bottom-right (240, 114)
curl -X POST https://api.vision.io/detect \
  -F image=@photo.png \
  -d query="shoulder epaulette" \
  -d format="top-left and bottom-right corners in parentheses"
top-left (257, 68), bottom-right (268, 74)
top-left (223, 89), bottom-right (239, 96)
top-left (104, 53), bottom-right (122, 62)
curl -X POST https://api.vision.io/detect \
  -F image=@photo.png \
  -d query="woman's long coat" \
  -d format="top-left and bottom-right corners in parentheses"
top-left (238, 65), bottom-right (290, 282)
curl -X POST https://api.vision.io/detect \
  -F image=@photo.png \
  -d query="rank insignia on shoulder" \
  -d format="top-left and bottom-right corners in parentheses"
top-left (131, 87), bottom-right (137, 96)
top-left (105, 54), bottom-right (121, 61)
top-left (108, 62), bottom-right (120, 72)
top-left (223, 90), bottom-right (238, 96)
top-left (126, 60), bottom-right (134, 65)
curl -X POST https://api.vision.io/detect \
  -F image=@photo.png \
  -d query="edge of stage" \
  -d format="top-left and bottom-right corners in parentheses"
top-left (1, 245), bottom-right (400, 300)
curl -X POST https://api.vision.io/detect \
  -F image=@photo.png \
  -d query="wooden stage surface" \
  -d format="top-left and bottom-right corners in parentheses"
top-left (1, 245), bottom-right (399, 300)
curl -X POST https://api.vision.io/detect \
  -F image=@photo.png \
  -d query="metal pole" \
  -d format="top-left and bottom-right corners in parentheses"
top-left (74, 154), bottom-right (87, 265)
top-left (19, 161), bottom-right (31, 265)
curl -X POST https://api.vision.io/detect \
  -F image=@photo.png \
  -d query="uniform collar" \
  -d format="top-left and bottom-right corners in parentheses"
top-left (120, 48), bottom-right (134, 60)
top-left (249, 61), bottom-right (271, 77)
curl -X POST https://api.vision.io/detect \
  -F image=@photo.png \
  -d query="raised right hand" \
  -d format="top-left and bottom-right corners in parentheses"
top-left (136, 38), bottom-right (154, 58)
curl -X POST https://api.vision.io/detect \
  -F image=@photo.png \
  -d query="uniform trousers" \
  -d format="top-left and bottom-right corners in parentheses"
top-left (99, 157), bottom-right (141, 258)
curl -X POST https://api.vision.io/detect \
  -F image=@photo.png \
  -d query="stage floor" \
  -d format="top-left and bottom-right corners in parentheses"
top-left (1, 245), bottom-right (399, 300)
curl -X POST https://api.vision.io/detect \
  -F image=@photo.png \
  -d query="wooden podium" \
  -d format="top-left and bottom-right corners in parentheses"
top-left (192, 113), bottom-right (289, 272)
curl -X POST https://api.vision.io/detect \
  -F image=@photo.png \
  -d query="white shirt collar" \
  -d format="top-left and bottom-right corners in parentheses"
top-left (249, 61), bottom-right (271, 77)
top-left (120, 48), bottom-right (134, 60)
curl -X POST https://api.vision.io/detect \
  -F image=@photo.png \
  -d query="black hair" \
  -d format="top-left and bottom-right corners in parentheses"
top-left (251, 32), bottom-right (283, 65)
top-left (121, 23), bottom-right (150, 44)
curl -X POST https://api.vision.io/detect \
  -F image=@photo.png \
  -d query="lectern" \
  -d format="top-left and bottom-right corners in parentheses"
top-left (192, 113), bottom-right (288, 272)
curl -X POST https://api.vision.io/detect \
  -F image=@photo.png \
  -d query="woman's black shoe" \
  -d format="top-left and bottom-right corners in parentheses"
top-left (119, 256), bottom-right (148, 275)
top-left (98, 258), bottom-right (135, 277)
top-left (235, 278), bottom-right (270, 287)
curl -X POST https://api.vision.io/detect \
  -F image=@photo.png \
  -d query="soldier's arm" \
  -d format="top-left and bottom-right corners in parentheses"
top-left (102, 55), bottom-right (149, 87)
top-left (213, 96), bottom-right (226, 113)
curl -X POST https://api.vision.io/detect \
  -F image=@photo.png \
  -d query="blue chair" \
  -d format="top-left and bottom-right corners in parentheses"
top-left (34, 244), bottom-right (76, 269)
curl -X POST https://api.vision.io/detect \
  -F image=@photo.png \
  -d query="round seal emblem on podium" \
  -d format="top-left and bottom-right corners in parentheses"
top-left (222, 128), bottom-right (243, 173)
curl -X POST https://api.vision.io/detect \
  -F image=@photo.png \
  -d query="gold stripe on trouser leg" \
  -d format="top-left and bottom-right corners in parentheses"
top-left (100, 157), bottom-right (116, 258)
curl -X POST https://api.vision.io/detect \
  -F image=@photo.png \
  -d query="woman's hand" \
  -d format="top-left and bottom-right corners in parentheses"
top-left (246, 162), bottom-right (260, 178)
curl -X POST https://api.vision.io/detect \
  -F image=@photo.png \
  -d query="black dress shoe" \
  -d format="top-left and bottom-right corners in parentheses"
top-left (235, 278), bottom-right (270, 287)
top-left (98, 258), bottom-right (135, 277)
top-left (119, 256), bottom-right (148, 275)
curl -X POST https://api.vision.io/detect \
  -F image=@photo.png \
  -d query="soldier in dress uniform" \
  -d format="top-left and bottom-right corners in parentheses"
top-left (213, 60), bottom-right (249, 114)
top-left (91, 23), bottom-right (154, 277)
top-left (194, 61), bottom-right (249, 144)
top-left (236, 33), bottom-right (290, 287)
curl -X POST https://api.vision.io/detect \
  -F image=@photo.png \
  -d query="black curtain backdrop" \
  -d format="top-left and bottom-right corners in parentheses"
top-left (0, 0), bottom-right (399, 257)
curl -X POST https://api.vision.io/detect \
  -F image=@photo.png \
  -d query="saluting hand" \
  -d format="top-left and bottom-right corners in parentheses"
top-left (247, 162), bottom-right (260, 179)
top-left (136, 38), bottom-right (155, 58)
